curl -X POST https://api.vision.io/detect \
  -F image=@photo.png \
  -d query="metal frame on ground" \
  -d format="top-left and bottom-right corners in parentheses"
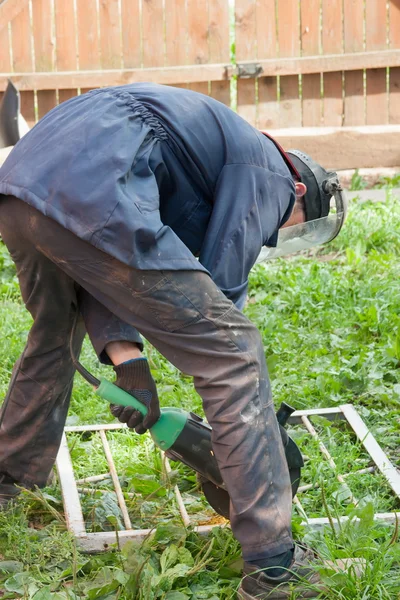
top-left (56, 404), bottom-right (400, 552)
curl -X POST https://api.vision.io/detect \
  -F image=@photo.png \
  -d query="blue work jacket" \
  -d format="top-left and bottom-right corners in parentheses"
top-left (0, 83), bottom-right (295, 309)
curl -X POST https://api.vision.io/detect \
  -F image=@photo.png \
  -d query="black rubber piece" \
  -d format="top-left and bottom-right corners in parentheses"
top-left (200, 441), bottom-right (302, 520)
top-left (0, 80), bottom-right (21, 148)
top-left (166, 414), bottom-right (225, 487)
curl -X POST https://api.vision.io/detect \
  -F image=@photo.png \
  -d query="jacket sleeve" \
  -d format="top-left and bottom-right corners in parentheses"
top-left (199, 163), bottom-right (295, 310)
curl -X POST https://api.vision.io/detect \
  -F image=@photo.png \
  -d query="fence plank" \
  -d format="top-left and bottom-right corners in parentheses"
top-left (164, 0), bottom-right (188, 94)
top-left (277, 0), bottom-right (301, 127)
top-left (301, 0), bottom-right (321, 127)
top-left (258, 78), bottom-right (279, 130)
top-left (77, 0), bottom-right (100, 94)
top-left (55, 0), bottom-right (78, 104)
top-left (0, 20), bottom-right (11, 107)
top-left (257, 0), bottom-right (279, 129)
top-left (343, 0), bottom-right (365, 125)
top-left (187, 0), bottom-right (209, 95)
top-left (365, 1), bottom-right (388, 125)
top-left (142, 0), bottom-right (164, 68)
top-left (10, 2), bottom-right (35, 124)
top-left (121, 0), bottom-right (141, 69)
top-left (99, 0), bottom-right (122, 70)
top-left (0, 0), bottom-right (30, 33)
top-left (322, 0), bottom-right (343, 127)
top-left (32, 0), bottom-right (57, 119)
top-left (389, 0), bottom-right (400, 124)
top-left (235, 0), bottom-right (257, 125)
top-left (165, 0), bottom-right (186, 67)
top-left (209, 0), bottom-right (230, 105)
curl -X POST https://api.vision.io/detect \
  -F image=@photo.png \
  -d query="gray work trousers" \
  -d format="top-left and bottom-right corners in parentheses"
top-left (0, 196), bottom-right (293, 561)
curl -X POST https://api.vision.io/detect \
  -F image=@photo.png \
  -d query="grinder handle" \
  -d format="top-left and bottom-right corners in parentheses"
top-left (96, 377), bottom-right (147, 416)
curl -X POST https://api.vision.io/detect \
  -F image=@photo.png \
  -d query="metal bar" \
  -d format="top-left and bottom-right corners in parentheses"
top-left (76, 511), bottom-right (399, 552)
top-left (288, 406), bottom-right (345, 425)
top-left (55, 433), bottom-right (86, 536)
top-left (65, 423), bottom-right (126, 432)
top-left (301, 416), bottom-right (358, 504)
top-left (340, 404), bottom-right (400, 498)
top-left (162, 453), bottom-right (191, 527)
top-left (301, 512), bottom-right (399, 530)
top-left (77, 523), bottom-right (222, 552)
top-left (77, 487), bottom-right (135, 498)
top-left (99, 430), bottom-right (133, 530)
top-left (76, 473), bottom-right (110, 484)
top-left (297, 467), bottom-right (376, 493)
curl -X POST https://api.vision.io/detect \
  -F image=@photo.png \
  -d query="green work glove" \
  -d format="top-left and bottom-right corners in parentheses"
top-left (110, 358), bottom-right (160, 434)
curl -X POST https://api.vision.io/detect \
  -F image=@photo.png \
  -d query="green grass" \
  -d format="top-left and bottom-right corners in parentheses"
top-left (0, 195), bottom-right (399, 598)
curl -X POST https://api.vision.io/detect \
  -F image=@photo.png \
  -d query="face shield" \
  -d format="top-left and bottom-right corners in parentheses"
top-left (257, 139), bottom-right (348, 262)
top-left (257, 177), bottom-right (347, 262)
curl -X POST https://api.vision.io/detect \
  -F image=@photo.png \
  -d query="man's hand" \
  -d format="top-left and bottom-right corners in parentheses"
top-left (110, 358), bottom-right (161, 434)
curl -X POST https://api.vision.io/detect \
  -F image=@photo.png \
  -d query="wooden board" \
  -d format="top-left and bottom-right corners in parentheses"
top-left (365, 1), bottom-right (388, 125)
top-left (277, 0), bottom-right (301, 127)
top-left (258, 77), bottom-right (279, 130)
top-left (99, 0), bottom-right (122, 70)
top-left (187, 0), bottom-right (209, 95)
top-left (209, 0), bottom-right (230, 105)
top-left (0, 0), bottom-right (29, 32)
top-left (302, 73), bottom-right (322, 127)
top-left (257, 0), bottom-right (278, 128)
top-left (55, 0), bottom-right (78, 104)
top-left (77, 0), bottom-right (100, 94)
top-left (0, 64), bottom-right (231, 91)
top-left (4, 49), bottom-right (400, 92)
top-left (279, 75), bottom-right (301, 128)
top-left (32, 0), bottom-right (57, 119)
top-left (165, 0), bottom-right (187, 67)
top-left (389, 0), bottom-right (400, 124)
top-left (267, 125), bottom-right (400, 169)
top-left (389, 68), bottom-right (400, 124)
top-left (322, 0), bottom-right (343, 127)
top-left (235, 0), bottom-right (257, 124)
top-left (343, 0), bottom-right (365, 125)
top-left (301, 0), bottom-right (322, 127)
top-left (10, 3), bottom-right (35, 125)
top-left (344, 69), bottom-right (364, 126)
top-left (121, 0), bottom-right (141, 69)
top-left (142, 0), bottom-right (164, 68)
top-left (0, 15), bottom-right (11, 108)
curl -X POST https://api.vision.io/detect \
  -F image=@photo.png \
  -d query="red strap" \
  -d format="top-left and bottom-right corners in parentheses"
top-left (260, 131), bottom-right (301, 181)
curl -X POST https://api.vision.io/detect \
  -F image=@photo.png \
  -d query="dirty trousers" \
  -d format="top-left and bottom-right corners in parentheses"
top-left (0, 196), bottom-right (293, 561)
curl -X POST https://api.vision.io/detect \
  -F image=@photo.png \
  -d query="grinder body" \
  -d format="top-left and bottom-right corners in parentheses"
top-left (96, 378), bottom-right (303, 518)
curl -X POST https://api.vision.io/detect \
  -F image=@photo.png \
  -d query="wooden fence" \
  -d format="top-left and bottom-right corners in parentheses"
top-left (1, 0), bottom-right (400, 168)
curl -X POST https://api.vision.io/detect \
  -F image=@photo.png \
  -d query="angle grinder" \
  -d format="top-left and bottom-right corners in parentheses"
top-left (71, 331), bottom-right (303, 518)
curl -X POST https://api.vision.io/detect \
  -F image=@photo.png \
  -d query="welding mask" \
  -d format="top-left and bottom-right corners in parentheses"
top-left (257, 147), bottom-right (347, 262)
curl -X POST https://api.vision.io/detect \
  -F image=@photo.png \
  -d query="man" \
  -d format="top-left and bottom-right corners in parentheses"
top-left (0, 83), bottom-right (344, 599)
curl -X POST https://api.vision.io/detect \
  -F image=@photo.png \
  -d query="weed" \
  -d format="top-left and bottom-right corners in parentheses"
top-left (349, 170), bottom-right (368, 191)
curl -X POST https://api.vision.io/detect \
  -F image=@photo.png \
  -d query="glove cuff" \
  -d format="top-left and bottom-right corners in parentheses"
top-left (113, 357), bottom-right (152, 389)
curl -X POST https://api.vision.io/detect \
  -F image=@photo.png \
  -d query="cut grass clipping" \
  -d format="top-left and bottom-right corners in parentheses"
top-left (0, 193), bottom-right (399, 599)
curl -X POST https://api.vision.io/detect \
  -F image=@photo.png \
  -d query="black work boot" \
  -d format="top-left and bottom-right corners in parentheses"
top-left (0, 473), bottom-right (21, 509)
top-left (238, 544), bottom-right (323, 599)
